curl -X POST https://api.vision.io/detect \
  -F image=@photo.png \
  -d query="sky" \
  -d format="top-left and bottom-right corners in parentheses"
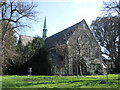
top-left (22, 0), bottom-right (109, 37)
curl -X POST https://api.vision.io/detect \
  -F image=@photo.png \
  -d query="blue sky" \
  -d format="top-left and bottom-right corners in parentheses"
top-left (22, 0), bottom-right (108, 37)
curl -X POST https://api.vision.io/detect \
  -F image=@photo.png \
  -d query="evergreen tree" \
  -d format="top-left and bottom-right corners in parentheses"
top-left (2, 21), bottom-right (18, 74)
top-left (23, 37), bottom-right (44, 62)
top-left (9, 37), bottom-right (49, 75)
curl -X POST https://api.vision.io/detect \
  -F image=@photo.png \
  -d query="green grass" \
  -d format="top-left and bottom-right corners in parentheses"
top-left (1, 74), bottom-right (120, 88)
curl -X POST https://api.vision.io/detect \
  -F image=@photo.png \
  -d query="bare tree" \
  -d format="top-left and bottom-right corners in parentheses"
top-left (91, 16), bottom-right (120, 73)
top-left (68, 28), bottom-right (91, 76)
top-left (0, 0), bottom-right (38, 41)
top-left (0, 0), bottom-right (38, 74)
top-left (101, 0), bottom-right (120, 73)
top-left (0, 21), bottom-right (2, 75)
top-left (102, 0), bottom-right (120, 16)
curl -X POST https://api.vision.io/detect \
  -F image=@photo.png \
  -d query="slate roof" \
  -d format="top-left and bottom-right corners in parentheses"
top-left (45, 19), bottom-right (89, 49)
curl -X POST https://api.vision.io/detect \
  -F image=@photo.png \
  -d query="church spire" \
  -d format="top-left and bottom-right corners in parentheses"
top-left (42, 16), bottom-right (47, 40)
top-left (44, 16), bottom-right (47, 29)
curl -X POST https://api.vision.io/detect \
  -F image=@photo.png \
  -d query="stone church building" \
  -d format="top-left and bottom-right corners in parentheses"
top-left (19, 17), bottom-right (106, 75)
top-left (45, 19), bottom-right (106, 75)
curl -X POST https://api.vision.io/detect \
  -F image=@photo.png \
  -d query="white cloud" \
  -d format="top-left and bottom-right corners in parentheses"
top-left (76, 8), bottom-right (99, 17)
top-left (75, 8), bottom-right (100, 26)
top-left (73, 0), bottom-right (100, 3)
top-left (73, 0), bottom-right (82, 4)
top-left (12, 0), bottom-right (73, 2)
top-left (12, 0), bottom-right (110, 2)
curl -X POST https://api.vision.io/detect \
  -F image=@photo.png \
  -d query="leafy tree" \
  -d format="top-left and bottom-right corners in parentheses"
top-left (91, 16), bottom-right (120, 73)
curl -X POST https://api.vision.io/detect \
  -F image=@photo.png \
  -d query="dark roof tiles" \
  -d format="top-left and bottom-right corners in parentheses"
top-left (45, 19), bottom-right (88, 49)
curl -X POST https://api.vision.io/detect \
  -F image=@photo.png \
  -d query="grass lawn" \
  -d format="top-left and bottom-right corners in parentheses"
top-left (1, 74), bottom-right (120, 88)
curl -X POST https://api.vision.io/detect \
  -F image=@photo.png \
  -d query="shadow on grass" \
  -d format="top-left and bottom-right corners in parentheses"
top-left (2, 88), bottom-right (120, 90)
top-left (15, 79), bottom-right (118, 87)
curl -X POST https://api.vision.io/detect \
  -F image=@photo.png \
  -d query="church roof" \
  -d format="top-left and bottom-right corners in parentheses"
top-left (45, 19), bottom-right (90, 49)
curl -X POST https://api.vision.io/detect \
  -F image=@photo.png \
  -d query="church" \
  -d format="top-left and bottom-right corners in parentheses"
top-left (19, 17), bottom-right (106, 75)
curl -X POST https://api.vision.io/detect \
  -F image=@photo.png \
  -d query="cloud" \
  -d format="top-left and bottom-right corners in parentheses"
top-left (76, 8), bottom-right (100, 26)
top-left (76, 8), bottom-right (99, 16)
top-left (73, 0), bottom-right (109, 4)
top-left (73, 0), bottom-right (82, 4)
top-left (12, 0), bottom-right (73, 2)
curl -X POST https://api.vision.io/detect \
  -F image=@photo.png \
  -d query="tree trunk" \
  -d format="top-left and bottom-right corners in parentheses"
top-left (76, 62), bottom-right (78, 75)
top-left (79, 63), bottom-right (82, 76)
top-left (0, 21), bottom-right (3, 75)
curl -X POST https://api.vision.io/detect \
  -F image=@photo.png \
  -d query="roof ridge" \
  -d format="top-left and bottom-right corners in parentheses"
top-left (46, 20), bottom-right (83, 39)
top-left (45, 19), bottom-right (88, 49)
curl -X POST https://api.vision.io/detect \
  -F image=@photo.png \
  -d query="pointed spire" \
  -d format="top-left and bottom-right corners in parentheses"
top-left (43, 16), bottom-right (47, 29)
top-left (42, 16), bottom-right (47, 40)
